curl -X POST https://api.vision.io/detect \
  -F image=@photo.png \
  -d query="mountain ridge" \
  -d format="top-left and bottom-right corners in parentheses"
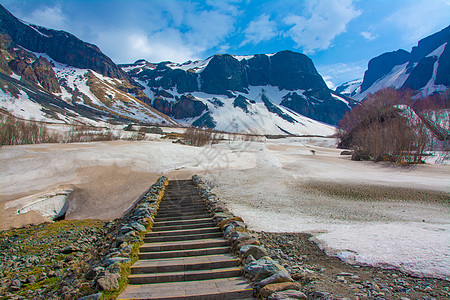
top-left (344, 25), bottom-right (450, 100)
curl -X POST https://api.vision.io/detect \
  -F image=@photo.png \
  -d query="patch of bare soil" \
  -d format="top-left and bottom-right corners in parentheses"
top-left (66, 165), bottom-right (160, 220)
top-left (259, 232), bottom-right (450, 300)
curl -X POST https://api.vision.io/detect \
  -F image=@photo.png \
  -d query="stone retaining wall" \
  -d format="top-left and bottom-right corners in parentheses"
top-left (192, 175), bottom-right (307, 300)
top-left (79, 176), bottom-right (168, 299)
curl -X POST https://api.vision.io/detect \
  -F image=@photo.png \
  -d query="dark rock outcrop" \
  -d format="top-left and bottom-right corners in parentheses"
top-left (359, 50), bottom-right (411, 93)
top-left (356, 25), bottom-right (450, 99)
top-left (0, 4), bottom-right (129, 82)
top-left (171, 94), bottom-right (207, 119)
top-left (32, 56), bottom-right (61, 93)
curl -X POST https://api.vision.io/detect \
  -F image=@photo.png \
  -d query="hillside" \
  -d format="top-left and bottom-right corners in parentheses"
top-left (342, 26), bottom-right (450, 100)
top-left (0, 5), bottom-right (175, 126)
top-left (121, 51), bottom-right (357, 134)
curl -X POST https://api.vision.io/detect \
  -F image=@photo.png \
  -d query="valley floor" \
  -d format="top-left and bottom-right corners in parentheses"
top-left (0, 136), bottom-right (449, 282)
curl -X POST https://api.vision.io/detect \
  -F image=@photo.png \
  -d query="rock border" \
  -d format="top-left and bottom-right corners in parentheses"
top-left (192, 175), bottom-right (307, 300)
top-left (81, 176), bottom-right (168, 299)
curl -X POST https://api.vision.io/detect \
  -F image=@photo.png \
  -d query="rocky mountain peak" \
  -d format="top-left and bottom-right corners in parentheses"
top-left (0, 4), bottom-right (129, 82)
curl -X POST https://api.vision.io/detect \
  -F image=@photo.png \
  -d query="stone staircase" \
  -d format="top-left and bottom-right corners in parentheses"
top-left (118, 180), bottom-right (254, 300)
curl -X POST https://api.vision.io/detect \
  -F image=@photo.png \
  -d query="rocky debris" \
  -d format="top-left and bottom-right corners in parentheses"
top-left (193, 174), bottom-right (450, 299)
top-left (0, 176), bottom-right (168, 300)
top-left (259, 232), bottom-right (450, 300)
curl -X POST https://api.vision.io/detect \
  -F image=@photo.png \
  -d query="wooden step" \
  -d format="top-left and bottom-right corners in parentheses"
top-left (152, 222), bottom-right (214, 231)
top-left (128, 267), bottom-right (242, 284)
top-left (147, 227), bottom-right (220, 237)
top-left (152, 217), bottom-right (212, 227)
top-left (118, 277), bottom-right (254, 300)
top-left (138, 246), bottom-right (230, 259)
top-left (144, 232), bottom-right (222, 243)
top-left (155, 215), bottom-right (212, 222)
top-left (140, 239), bottom-right (228, 252)
top-left (131, 254), bottom-right (239, 274)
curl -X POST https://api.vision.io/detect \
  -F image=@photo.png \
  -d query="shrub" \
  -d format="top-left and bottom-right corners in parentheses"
top-left (183, 127), bottom-right (223, 147)
top-left (338, 88), bottom-right (431, 164)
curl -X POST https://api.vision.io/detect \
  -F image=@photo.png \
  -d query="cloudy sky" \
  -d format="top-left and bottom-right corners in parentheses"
top-left (3, 0), bottom-right (450, 88)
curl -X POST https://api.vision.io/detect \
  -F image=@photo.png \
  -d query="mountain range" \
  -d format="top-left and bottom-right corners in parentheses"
top-left (337, 25), bottom-right (450, 100)
top-left (0, 4), bottom-right (448, 135)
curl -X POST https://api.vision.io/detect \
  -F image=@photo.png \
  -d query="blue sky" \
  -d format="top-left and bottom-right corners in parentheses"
top-left (3, 0), bottom-right (450, 87)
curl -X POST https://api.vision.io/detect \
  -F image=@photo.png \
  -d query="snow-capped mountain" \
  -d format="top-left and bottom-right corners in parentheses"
top-left (335, 79), bottom-right (362, 98)
top-left (121, 51), bottom-right (356, 134)
top-left (0, 4), bottom-right (349, 135)
top-left (353, 25), bottom-right (450, 100)
top-left (0, 5), bottom-right (175, 125)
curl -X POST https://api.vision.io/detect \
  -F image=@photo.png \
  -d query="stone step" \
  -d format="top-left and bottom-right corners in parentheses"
top-left (138, 246), bottom-right (230, 259)
top-left (147, 227), bottom-right (220, 237)
top-left (158, 201), bottom-right (204, 207)
top-left (144, 232), bottom-right (223, 243)
top-left (156, 212), bottom-right (212, 219)
top-left (140, 239), bottom-right (228, 252)
top-left (152, 217), bottom-right (212, 227)
top-left (118, 277), bottom-right (254, 300)
top-left (155, 215), bottom-right (212, 222)
top-left (131, 254), bottom-right (239, 274)
top-left (152, 222), bottom-right (214, 231)
top-left (157, 207), bottom-right (207, 214)
top-left (128, 267), bottom-right (242, 284)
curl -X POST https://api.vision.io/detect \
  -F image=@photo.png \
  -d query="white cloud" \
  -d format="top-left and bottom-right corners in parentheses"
top-left (360, 31), bottom-right (377, 41)
top-left (241, 14), bottom-right (279, 46)
top-left (283, 0), bottom-right (361, 54)
top-left (84, 1), bottom-right (239, 64)
top-left (22, 5), bottom-right (67, 30)
top-left (385, 0), bottom-right (450, 42)
top-left (316, 62), bottom-right (366, 87)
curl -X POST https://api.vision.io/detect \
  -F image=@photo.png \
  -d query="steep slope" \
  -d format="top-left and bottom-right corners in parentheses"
top-left (0, 6), bottom-right (175, 126)
top-left (353, 25), bottom-right (450, 100)
top-left (122, 50), bottom-right (353, 134)
top-left (0, 4), bottom-right (128, 81)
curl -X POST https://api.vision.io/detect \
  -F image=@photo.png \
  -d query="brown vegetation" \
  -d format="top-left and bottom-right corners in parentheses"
top-left (338, 88), bottom-right (433, 164)
top-left (183, 127), bottom-right (224, 147)
top-left (0, 114), bottom-right (59, 145)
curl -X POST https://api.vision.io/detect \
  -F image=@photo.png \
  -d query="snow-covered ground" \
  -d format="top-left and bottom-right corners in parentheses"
top-left (0, 136), bottom-right (449, 280)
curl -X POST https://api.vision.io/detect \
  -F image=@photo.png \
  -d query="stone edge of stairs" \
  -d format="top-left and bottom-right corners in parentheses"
top-left (192, 175), bottom-right (303, 299)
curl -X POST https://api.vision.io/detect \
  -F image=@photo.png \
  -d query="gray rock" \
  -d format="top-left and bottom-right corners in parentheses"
top-left (244, 257), bottom-right (286, 282)
top-left (97, 274), bottom-right (119, 291)
top-left (267, 290), bottom-right (308, 300)
top-left (10, 279), bottom-right (21, 289)
top-left (130, 221), bottom-right (146, 232)
top-left (258, 270), bottom-right (293, 287)
top-left (104, 256), bottom-right (131, 266)
top-left (77, 293), bottom-right (102, 300)
top-left (26, 275), bottom-right (36, 284)
top-left (245, 254), bottom-right (256, 264)
top-left (240, 245), bottom-right (269, 260)
top-left (59, 245), bottom-right (80, 254)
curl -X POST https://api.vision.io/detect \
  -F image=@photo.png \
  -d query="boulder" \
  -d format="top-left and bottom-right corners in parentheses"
top-left (218, 216), bottom-right (244, 229)
top-left (259, 282), bottom-right (302, 298)
top-left (244, 257), bottom-right (286, 282)
top-left (97, 274), bottom-right (119, 291)
top-left (267, 290), bottom-right (308, 300)
top-left (258, 270), bottom-right (293, 287)
top-left (240, 245), bottom-right (269, 260)
top-left (77, 293), bottom-right (102, 300)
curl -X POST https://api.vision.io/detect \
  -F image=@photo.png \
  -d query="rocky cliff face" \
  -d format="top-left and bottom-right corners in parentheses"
top-left (122, 50), bottom-right (351, 130)
top-left (352, 25), bottom-right (450, 100)
top-left (0, 4), bottom-right (129, 82)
